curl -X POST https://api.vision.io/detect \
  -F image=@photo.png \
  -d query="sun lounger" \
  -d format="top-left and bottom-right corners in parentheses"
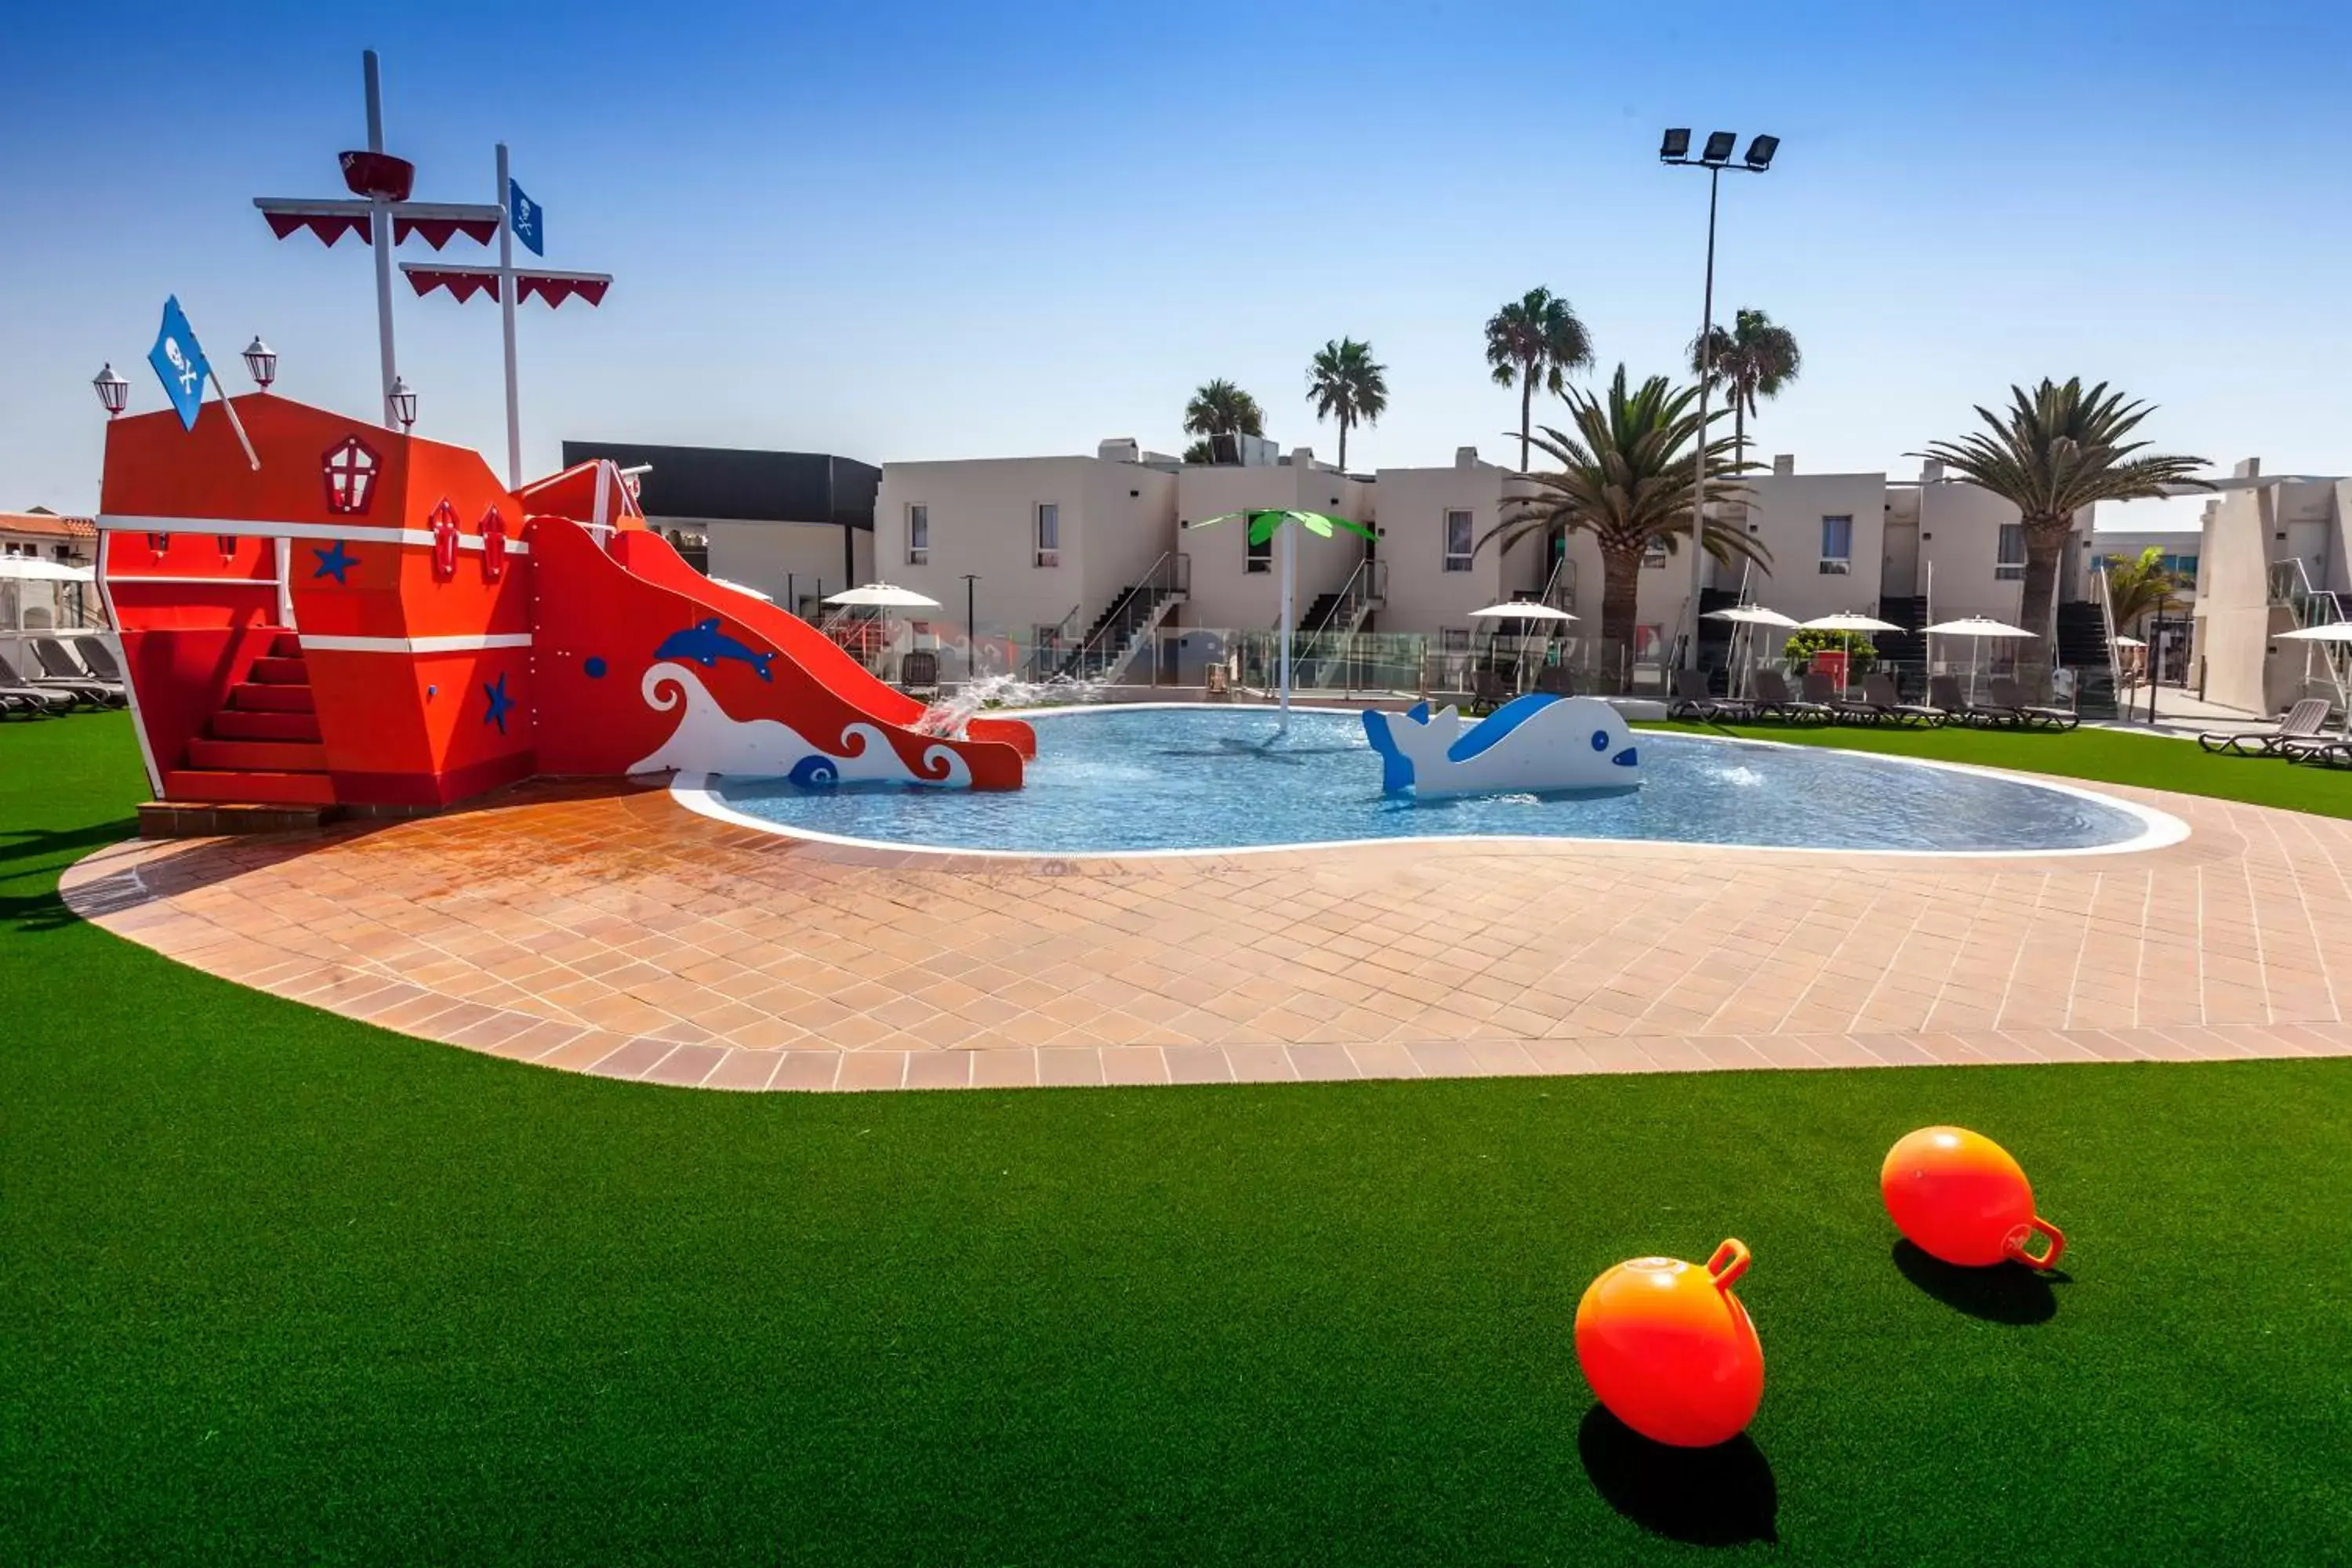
top-left (1929, 674), bottom-right (2020, 728)
top-left (0, 684), bottom-right (67, 717)
top-left (0, 648), bottom-right (115, 710)
top-left (1800, 670), bottom-right (1882, 724)
top-left (72, 637), bottom-right (125, 682)
top-left (2198, 698), bottom-right (2332, 756)
top-left (27, 638), bottom-right (128, 706)
top-left (1749, 670), bottom-right (1832, 723)
top-left (1668, 669), bottom-right (1746, 721)
top-left (1860, 673), bottom-right (1947, 727)
top-left (1986, 677), bottom-right (2080, 732)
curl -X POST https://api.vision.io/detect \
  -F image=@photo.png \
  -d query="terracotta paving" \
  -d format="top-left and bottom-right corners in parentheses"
top-left (58, 773), bottom-right (2352, 1091)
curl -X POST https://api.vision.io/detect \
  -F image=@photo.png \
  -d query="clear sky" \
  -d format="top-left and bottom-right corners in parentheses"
top-left (6, 0), bottom-right (2346, 527)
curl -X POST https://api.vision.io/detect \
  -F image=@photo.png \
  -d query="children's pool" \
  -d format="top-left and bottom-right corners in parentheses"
top-left (686, 706), bottom-right (2178, 858)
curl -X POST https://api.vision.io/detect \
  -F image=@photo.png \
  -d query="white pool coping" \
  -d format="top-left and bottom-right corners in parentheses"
top-left (666, 702), bottom-right (2192, 862)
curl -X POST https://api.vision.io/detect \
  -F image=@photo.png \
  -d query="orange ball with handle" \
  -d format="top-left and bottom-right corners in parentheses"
top-left (1881, 1127), bottom-right (2065, 1269)
top-left (1574, 1240), bottom-right (1764, 1449)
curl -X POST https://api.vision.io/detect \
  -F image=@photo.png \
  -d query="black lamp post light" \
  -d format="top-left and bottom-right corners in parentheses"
top-left (1660, 128), bottom-right (1780, 671)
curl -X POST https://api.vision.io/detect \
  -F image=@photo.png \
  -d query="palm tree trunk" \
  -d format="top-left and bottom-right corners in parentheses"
top-left (1519, 372), bottom-right (1534, 471)
top-left (2016, 518), bottom-right (2069, 697)
top-left (1599, 543), bottom-right (1643, 693)
top-left (1732, 400), bottom-right (1747, 477)
top-left (1337, 416), bottom-right (1348, 474)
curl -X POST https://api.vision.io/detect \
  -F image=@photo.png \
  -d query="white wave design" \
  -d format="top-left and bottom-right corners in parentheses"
top-left (628, 662), bottom-right (974, 787)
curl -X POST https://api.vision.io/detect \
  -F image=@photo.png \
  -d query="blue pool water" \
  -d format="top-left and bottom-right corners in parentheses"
top-left (706, 706), bottom-right (2158, 855)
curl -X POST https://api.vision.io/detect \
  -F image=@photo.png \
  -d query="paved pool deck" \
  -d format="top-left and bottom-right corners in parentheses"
top-left (60, 770), bottom-right (2352, 1090)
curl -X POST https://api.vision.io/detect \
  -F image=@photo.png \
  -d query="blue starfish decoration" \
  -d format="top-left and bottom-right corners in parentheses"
top-left (311, 540), bottom-right (360, 584)
top-left (482, 672), bottom-right (515, 735)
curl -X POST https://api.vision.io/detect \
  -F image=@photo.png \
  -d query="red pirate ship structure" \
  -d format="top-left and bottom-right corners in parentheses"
top-left (96, 395), bottom-right (1033, 816)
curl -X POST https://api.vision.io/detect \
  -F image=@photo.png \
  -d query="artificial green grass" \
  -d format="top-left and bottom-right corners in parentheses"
top-left (5, 713), bottom-right (2351, 1566)
top-left (1648, 714), bottom-right (2352, 818)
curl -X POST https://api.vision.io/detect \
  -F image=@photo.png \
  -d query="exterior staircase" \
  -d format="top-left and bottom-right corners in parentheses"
top-left (1058, 552), bottom-right (1189, 682)
top-left (1293, 559), bottom-right (1389, 690)
top-left (165, 630), bottom-right (337, 806)
top-left (1875, 593), bottom-right (1929, 670)
top-left (2056, 600), bottom-right (2119, 717)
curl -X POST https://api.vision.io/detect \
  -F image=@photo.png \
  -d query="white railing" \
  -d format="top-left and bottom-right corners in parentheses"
top-left (2274, 556), bottom-right (2351, 713)
top-left (1510, 554), bottom-right (1577, 692)
top-left (2090, 558), bottom-right (2126, 708)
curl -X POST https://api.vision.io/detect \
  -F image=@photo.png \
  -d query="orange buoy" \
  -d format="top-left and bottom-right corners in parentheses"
top-left (1574, 1240), bottom-right (1764, 1449)
top-left (1881, 1127), bottom-right (2065, 1270)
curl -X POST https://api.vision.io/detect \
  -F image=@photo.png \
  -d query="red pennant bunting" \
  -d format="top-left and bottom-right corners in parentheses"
top-left (517, 275), bottom-right (611, 308)
top-left (394, 213), bottom-right (503, 248)
top-left (404, 270), bottom-right (502, 303)
top-left (263, 210), bottom-right (370, 246)
top-left (396, 216), bottom-right (463, 249)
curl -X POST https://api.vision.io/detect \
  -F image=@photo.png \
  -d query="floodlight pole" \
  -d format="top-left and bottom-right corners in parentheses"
top-left (1662, 135), bottom-right (1777, 674)
top-left (1685, 164), bottom-right (1721, 673)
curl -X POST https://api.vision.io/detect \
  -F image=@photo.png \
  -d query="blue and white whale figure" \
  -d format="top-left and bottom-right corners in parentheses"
top-left (1363, 694), bottom-right (1641, 797)
top-left (655, 618), bottom-right (775, 681)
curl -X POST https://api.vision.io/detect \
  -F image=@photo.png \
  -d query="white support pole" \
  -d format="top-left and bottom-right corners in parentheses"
top-left (1278, 521), bottom-right (1294, 732)
top-left (495, 142), bottom-right (522, 489)
top-left (363, 50), bottom-right (399, 429)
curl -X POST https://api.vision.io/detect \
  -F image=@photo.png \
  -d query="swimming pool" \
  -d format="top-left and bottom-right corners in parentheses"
top-left (684, 706), bottom-right (2181, 858)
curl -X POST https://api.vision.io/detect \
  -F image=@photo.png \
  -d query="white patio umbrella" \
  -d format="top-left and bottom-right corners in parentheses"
top-left (0, 557), bottom-right (94, 582)
top-left (1703, 605), bottom-right (1800, 698)
top-left (1701, 604), bottom-right (1799, 627)
top-left (2277, 622), bottom-right (2352, 641)
top-left (707, 575), bottom-right (772, 602)
top-left (823, 582), bottom-right (940, 608)
top-left (2111, 634), bottom-right (2147, 648)
top-left (1468, 603), bottom-right (1576, 696)
top-left (1797, 613), bottom-right (1906, 695)
top-left (1922, 615), bottom-right (2038, 702)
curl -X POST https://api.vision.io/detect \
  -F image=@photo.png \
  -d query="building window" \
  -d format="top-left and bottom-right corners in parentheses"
top-left (1818, 515), bottom-right (1853, 575)
top-left (1996, 523), bottom-right (2026, 581)
top-left (1443, 510), bottom-right (1473, 572)
top-left (1034, 503), bottom-right (1060, 568)
top-left (1245, 528), bottom-right (1272, 574)
top-left (906, 504), bottom-right (928, 566)
top-left (1440, 627), bottom-right (1471, 654)
top-left (1642, 535), bottom-right (1668, 569)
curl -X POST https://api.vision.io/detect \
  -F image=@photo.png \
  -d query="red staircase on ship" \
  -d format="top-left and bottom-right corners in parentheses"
top-left (164, 630), bottom-right (336, 807)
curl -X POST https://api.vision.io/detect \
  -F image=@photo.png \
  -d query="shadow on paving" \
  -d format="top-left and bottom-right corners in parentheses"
top-left (1576, 1404), bottom-right (1779, 1547)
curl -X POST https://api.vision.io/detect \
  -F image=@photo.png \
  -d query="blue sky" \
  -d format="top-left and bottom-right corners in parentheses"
top-left (6, 0), bottom-right (2346, 525)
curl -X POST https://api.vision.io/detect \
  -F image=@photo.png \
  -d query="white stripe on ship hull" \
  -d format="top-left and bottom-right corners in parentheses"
top-left (96, 514), bottom-right (533, 556)
top-left (297, 633), bottom-right (534, 653)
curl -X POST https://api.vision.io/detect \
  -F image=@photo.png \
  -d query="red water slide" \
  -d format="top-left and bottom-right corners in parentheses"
top-left (605, 532), bottom-right (1036, 758)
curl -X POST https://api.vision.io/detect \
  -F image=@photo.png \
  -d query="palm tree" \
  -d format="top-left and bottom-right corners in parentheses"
top-left (1689, 307), bottom-right (1800, 474)
top-left (1182, 379), bottom-right (1265, 463)
top-left (1484, 288), bottom-right (1593, 470)
top-left (2103, 546), bottom-right (2190, 635)
top-left (1914, 379), bottom-right (2209, 673)
top-left (1478, 365), bottom-right (1766, 678)
top-left (1305, 338), bottom-right (1388, 472)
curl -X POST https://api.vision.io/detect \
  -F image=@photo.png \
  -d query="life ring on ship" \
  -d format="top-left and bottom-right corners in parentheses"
top-left (480, 506), bottom-right (506, 582)
top-left (430, 499), bottom-right (459, 579)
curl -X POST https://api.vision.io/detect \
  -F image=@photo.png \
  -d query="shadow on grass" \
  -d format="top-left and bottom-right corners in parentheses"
top-left (1576, 1404), bottom-right (1778, 1547)
top-left (1892, 1240), bottom-right (2067, 1324)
